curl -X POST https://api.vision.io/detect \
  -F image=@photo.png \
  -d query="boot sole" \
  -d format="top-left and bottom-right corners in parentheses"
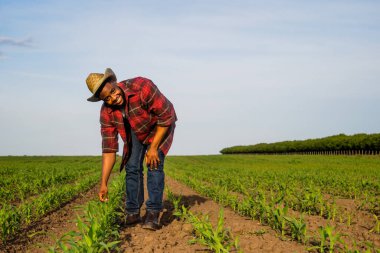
top-left (142, 223), bottom-right (160, 230)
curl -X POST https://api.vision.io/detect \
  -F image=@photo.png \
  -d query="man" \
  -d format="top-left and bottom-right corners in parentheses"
top-left (86, 68), bottom-right (177, 230)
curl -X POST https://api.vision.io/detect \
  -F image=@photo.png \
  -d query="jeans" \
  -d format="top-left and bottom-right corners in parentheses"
top-left (125, 130), bottom-right (165, 214)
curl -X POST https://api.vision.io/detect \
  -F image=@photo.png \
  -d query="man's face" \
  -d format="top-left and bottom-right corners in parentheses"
top-left (98, 82), bottom-right (125, 106)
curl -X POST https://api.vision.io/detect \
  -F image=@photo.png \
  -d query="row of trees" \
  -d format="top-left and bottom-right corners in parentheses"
top-left (220, 133), bottom-right (380, 155)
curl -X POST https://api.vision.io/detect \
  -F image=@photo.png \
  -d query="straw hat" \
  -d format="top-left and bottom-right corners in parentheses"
top-left (86, 68), bottom-right (117, 102)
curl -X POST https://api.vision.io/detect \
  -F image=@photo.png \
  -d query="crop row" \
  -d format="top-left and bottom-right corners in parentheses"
top-left (0, 172), bottom-right (100, 242)
top-left (49, 174), bottom-right (125, 252)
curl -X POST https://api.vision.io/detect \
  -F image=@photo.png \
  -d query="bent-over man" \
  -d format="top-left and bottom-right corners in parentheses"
top-left (86, 68), bottom-right (177, 230)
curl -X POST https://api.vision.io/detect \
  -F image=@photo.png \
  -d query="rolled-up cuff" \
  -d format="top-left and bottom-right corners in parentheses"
top-left (102, 147), bottom-right (118, 153)
top-left (157, 116), bottom-right (176, 127)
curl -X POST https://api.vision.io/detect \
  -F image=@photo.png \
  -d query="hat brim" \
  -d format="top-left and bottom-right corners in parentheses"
top-left (86, 68), bottom-right (117, 102)
top-left (87, 95), bottom-right (102, 102)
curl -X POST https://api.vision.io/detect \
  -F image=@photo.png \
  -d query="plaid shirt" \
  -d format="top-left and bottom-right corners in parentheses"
top-left (99, 77), bottom-right (177, 171)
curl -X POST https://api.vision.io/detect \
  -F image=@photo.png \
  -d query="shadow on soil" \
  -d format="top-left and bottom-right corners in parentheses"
top-left (114, 194), bottom-right (210, 250)
top-left (161, 194), bottom-right (208, 226)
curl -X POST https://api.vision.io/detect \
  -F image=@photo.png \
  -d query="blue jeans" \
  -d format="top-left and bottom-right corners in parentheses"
top-left (125, 130), bottom-right (165, 214)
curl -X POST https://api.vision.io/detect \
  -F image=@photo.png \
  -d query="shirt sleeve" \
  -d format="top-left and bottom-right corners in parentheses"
top-left (100, 104), bottom-right (119, 153)
top-left (140, 78), bottom-right (177, 127)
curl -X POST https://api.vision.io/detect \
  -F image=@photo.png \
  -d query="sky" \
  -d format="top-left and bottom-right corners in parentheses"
top-left (0, 0), bottom-right (379, 156)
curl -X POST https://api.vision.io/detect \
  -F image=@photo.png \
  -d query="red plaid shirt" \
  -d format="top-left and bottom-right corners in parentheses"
top-left (99, 77), bottom-right (177, 171)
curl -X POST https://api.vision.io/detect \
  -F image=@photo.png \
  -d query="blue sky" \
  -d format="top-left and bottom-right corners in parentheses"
top-left (0, 0), bottom-right (379, 155)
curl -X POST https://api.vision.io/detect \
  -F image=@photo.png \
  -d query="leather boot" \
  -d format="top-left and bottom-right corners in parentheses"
top-left (142, 211), bottom-right (161, 230)
top-left (125, 212), bottom-right (141, 225)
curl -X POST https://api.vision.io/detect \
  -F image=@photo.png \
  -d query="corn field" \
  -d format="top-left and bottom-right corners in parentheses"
top-left (165, 154), bottom-right (380, 252)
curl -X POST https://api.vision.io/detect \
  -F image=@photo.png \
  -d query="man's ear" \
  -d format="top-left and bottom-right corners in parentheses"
top-left (95, 82), bottom-right (107, 99)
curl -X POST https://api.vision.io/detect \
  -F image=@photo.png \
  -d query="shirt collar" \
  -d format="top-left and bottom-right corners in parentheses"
top-left (117, 80), bottom-right (137, 97)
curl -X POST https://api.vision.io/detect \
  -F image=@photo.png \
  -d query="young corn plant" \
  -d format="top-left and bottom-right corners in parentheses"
top-left (297, 187), bottom-right (324, 215)
top-left (325, 201), bottom-right (337, 221)
top-left (369, 214), bottom-right (380, 234)
top-left (187, 208), bottom-right (240, 253)
top-left (318, 224), bottom-right (345, 253)
top-left (238, 196), bottom-right (255, 218)
top-left (166, 187), bottom-right (183, 219)
top-left (358, 192), bottom-right (379, 214)
top-left (167, 191), bottom-right (241, 253)
top-left (346, 212), bottom-right (352, 227)
top-left (271, 203), bottom-right (288, 237)
top-left (343, 240), bottom-right (374, 253)
top-left (256, 192), bottom-right (271, 224)
top-left (284, 215), bottom-right (307, 243)
top-left (21, 204), bottom-right (33, 225)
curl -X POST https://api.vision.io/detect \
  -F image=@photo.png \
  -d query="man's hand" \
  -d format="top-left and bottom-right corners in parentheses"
top-left (99, 152), bottom-right (115, 202)
top-left (145, 126), bottom-right (168, 170)
top-left (99, 184), bottom-right (109, 202)
top-left (145, 147), bottom-right (160, 170)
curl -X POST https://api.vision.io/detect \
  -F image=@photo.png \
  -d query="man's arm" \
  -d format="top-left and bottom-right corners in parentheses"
top-left (99, 104), bottom-right (119, 201)
top-left (99, 152), bottom-right (116, 202)
top-left (140, 78), bottom-right (176, 169)
top-left (145, 126), bottom-right (169, 169)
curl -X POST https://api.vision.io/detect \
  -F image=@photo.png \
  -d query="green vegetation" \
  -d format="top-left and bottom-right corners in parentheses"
top-left (1, 155), bottom-right (379, 252)
top-left (49, 174), bottom-right (125, 253)
top-left (317, 224), bottom-right (344, 253)
top-left (167, 188), bottom-right (241, 253)
top-left (0, 156), bottom-right (102, 243)
top-left (220, 133), bottom-right (380, 154)
top-left (165, 154), bottom-right (380, 251)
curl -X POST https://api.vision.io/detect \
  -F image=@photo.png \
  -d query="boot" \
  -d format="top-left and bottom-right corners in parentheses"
top-left (142, 211), bottom-right (161, 230)
top-left (125, 212), bottom-right (141, 225)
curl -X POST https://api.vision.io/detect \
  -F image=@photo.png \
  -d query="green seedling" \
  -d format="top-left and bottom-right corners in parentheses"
top-left (188, 208), bottom-right (240, 253)
top-left (166, 187), bottom-right (183, 219)
top-left (271, 204), bottom-right (288, 237)
top-left (369, 214), bottom-right (380, 234)
top-left (318, 224), bottom-right (345, 253)
top-left (284, 215), bottom-right (307, 243)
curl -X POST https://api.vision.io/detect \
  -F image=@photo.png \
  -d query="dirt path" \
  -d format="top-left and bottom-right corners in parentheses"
top-left (119, 176), bottom-right (308, 253)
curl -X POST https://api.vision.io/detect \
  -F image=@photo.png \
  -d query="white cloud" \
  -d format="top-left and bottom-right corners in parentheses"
top-left (0, 36), bottom-right (33, 47)
top-left (0, 36), bottom-right (33, 59)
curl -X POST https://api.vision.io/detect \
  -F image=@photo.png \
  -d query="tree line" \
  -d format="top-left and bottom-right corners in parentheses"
top-left (220, 133), bottom-right (380, 155)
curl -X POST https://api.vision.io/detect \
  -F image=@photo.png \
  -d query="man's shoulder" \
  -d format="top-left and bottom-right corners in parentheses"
top-left (124, 76), bottom-right (152, 85)
top-left (126, 76), bottom-right (152, 83)
top-left (122, 76), bottom-right (154, 92)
